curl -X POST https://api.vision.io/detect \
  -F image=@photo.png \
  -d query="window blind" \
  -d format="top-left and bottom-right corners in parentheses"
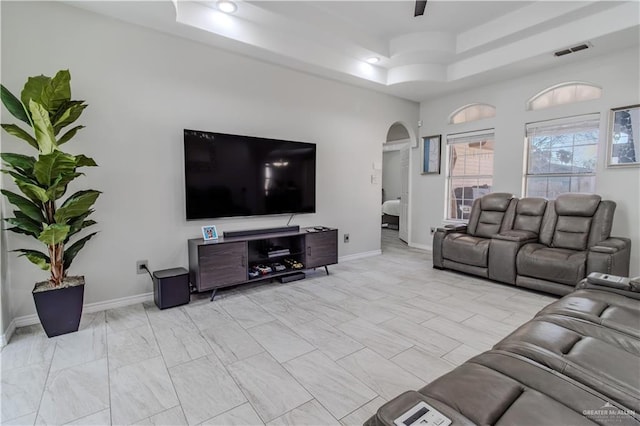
top-left (525, 114), bottom-right (600, 137)
top-left (447, 129), bottom-right (494, 145)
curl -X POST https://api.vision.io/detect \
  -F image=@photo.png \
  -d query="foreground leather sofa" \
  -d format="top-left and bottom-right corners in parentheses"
top-left (365, 276), bottom-right (640, 426)
top-left (434, 193), bottom-right (631, 295)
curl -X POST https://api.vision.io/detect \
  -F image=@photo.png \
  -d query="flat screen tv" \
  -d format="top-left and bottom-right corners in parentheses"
top-left (184, 129), bottom-right (316, 220)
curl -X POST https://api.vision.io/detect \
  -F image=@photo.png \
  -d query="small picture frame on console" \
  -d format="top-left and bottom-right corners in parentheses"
top-left (202, 225), bottom-right (218, 241)
top-left (608, 104), bottom-right (640, 168)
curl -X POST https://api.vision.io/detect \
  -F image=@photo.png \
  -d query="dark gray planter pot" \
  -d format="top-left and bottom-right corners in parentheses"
top-left (32, 276), bottom-right (85, 338)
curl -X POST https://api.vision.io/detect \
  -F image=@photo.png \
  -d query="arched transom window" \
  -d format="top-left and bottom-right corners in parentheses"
top-left (527, 82), bottom-right (602, 111)
top-left (449, 103), bottom-right (496, 124)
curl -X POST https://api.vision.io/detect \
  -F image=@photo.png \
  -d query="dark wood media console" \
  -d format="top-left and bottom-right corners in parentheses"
top-left (188, 227), bottom-right (338, 300)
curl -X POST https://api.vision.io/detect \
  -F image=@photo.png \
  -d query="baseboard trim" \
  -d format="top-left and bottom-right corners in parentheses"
top-left (12, 292), bottom-right (154, 330)
top-left (5, 249), bottom-right (385, 340)
top-left (339, 250), bottom-right (382, 262)
top-left (1, 318), bottom-right (17, 348)
top-left (409, 242), bottom-right (433, 252)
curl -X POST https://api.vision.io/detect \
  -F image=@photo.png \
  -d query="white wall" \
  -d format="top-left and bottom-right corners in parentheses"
top-left (0, 208), bottom-right (9, 342)
top-left (383, 150), bottom-right (402, 201)
top-left (413, 47), bottom-right (640, 276)
top-left (0, 2), bottom-right (419, 323)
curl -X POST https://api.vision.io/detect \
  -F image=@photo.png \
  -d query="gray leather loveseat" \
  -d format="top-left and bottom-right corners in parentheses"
top-left (433, 193), bottom-right (631, 295)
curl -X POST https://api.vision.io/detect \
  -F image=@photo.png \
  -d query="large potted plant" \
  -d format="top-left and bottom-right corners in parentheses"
top-left (1, 70), bottom-right (100, 337)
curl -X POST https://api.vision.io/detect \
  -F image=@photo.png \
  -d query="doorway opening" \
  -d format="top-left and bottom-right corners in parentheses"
top-left (382, 122), bottom-right (412, 251)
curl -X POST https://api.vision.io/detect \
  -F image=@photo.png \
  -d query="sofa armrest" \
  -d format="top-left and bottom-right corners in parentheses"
top-left (436, 224), bottom-right (468, 235)
top-left (493, 230), bottom-right (538, 243)
top-left (589, 237), bottom-right (629, 253)
top-left (576, 272), bottom-right (640, 300)
top-left (433, 225), bottom-right (467, 269)
top-left (488, 231), bottom-right (536, 285)
top-left (364, 391), bottom-right (475, 426)
top-left (586, 237), bottom-right (631, 278)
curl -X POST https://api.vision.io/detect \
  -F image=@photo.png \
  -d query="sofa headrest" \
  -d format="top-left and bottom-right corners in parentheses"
top-left (555, 193), bottom-right (601, 217)
top-left (480, 193), bottom-right (514, 212)
top-left (517, 198), bottom-right (547, 216)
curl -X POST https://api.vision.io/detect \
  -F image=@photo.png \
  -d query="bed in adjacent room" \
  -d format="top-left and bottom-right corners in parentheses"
top-left (381, 199), bottom-right (400, 229)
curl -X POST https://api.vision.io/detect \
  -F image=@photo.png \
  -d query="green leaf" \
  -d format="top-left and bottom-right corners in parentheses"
top-left (66, 218), bottom-right (96, 242)
top-left (6, 226), bottom-right (37, 237)
top-left (1, 153), bottom-right (36, 174)
top-left (13, 249), bottom-right (50, 270)
top-left (3, 169), bottom-right (38, 186)
top-left (46, 172), bottom-right (82, 201)
top-left (38, 223), bottom-right (70, 245)
top-left (0, 189), bottom-right (45, 222)
top-left (34, 151), bottom-right (77, 186)
top-left (1, 84), bottom-right (31, 125)
top-left (75, 154), bottom-right (97, 167)
top-left (21, 75), bottom-right (50, 109)
top-left (66, 208), bottom-right (94, 226)
top-left (63, 232), bottom-right (97, 270)
top-left (55, 190), bottom-right (100, 224)
top-left (52, 102), bottom-right (86, 135)
top-left (15, 179), bottom-right (49, 203)
top-left (43, 70), bottom-right (71, 113)
top-left (0, 124), bottom-right (38, 150)
top-left (57, 125), bottom-right (84, 145)
top-left (4, 213), bottom-right (42, 238)
top-left (28, 100), bottom-right (56, 154)
top-left (51, 101), bottom-right (83, 128)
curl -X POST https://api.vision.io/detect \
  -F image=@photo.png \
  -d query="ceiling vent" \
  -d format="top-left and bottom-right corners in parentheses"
top-left (554, 43), bottom-right (590, 57)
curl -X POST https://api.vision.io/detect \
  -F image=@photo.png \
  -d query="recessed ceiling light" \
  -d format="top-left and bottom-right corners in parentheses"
top-left (217, 1), bottom-right (237, 14)
top-left (366, 57), bottom-right (380, 64)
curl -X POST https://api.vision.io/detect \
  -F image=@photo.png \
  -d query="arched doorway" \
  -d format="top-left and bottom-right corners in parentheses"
top-left (382, 122), bottom-right (413, 246)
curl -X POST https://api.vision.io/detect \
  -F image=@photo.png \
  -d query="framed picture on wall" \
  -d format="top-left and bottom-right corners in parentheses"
top-left (421, 135), bottom-right (441, 174)
top-left (608, 104), bottom-right (640, 168)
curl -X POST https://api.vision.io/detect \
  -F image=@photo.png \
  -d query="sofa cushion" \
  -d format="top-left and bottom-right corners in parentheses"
top-left (588, 200), bottom-right (616, 248)
top-left (420, 351), bottom-right (632, 426)
top-left (546, 194), bottom-right (601, 251)
top-left (481, 192), bottom-right (514, 211)
top-left (443, 234), bottom-right (490, 267)
top-left (494, 318), bottom-right (640, 412)
top-left (513, 197), bottom-right (547, 233)
top-left (475, 210), bottom-right (507, 238)
top-left (467, 193), bottom-right (515, 238)
top-left (537, 289), bottom-right (640, 338)
top-left (555, 193), bottom-right (601, 216)
top-left (552, 216), bottom-right (593, 250)
top-left (517, 243), bottom-right (586, 286)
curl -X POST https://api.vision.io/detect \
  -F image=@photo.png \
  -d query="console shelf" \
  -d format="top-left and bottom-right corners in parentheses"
top-left (188, 226), bottom-right (338, 300)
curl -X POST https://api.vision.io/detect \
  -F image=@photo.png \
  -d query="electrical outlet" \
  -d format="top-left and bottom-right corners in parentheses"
top-left (344, 233), bottom-right (350, 243)
top-left (136, 260), bottom-right (148, 274)
top-left (430, 227), bottom-right (436, 235)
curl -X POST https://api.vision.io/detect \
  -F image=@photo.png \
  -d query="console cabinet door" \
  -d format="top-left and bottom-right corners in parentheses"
top-left (305, 230), bottom-right (338, 269)
top-left (198, 242), bottom-right (247, 291)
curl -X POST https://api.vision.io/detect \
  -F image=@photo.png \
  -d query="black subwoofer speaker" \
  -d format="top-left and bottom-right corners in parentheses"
top-left (153, 267), bottom-right (190, 309)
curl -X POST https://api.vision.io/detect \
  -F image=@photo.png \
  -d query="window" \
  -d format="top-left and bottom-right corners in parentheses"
top-left (527, 82), bottom-right (601, 111)
top-left (449, 103), bottom-right (496, 124)
top-left (525, 114), bottom-right (600, 199)
top-left (446, 130), bottom-right (495, 220)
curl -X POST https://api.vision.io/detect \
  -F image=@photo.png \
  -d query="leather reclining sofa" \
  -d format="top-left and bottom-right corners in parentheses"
top-left (433, 192), bottom-right (631, 295)
top-left (365, 277), bottom-right (640, 426)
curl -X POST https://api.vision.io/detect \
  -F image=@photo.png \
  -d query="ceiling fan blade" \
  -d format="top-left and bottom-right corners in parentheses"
top-left (414, 0), bottom-right (427, 17)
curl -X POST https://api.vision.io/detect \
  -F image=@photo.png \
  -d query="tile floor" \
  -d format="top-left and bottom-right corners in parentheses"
top-left (1, 229), bottom-right (558, 425)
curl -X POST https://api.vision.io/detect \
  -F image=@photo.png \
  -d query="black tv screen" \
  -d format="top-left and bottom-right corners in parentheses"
top-left (184, 130), bottom-right (316, 220)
